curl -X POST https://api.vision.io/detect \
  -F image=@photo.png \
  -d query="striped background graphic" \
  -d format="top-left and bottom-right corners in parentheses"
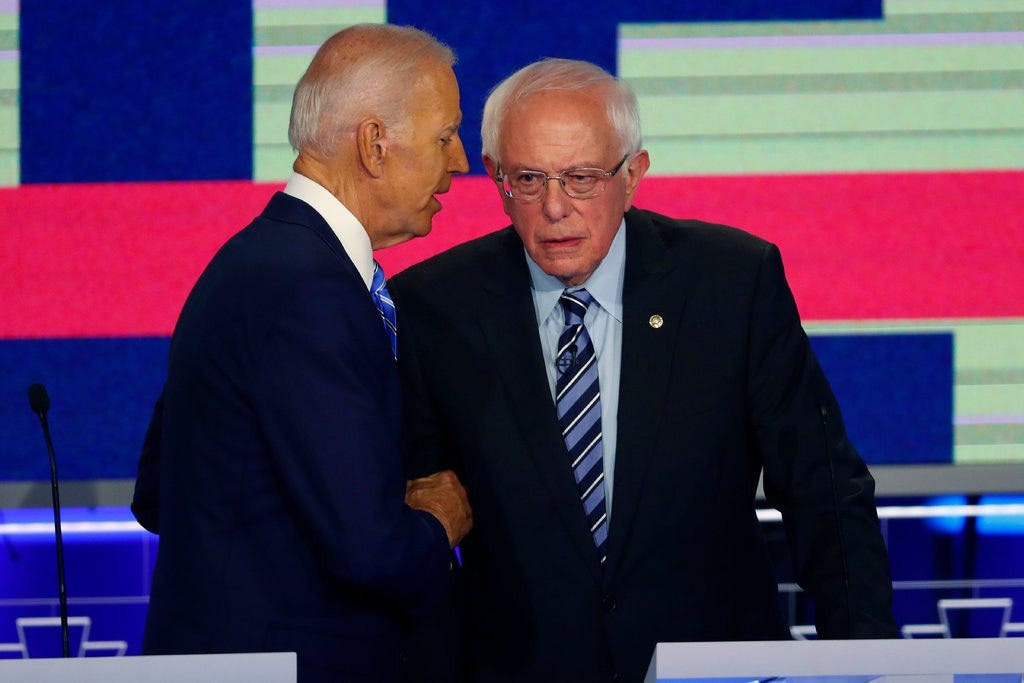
top-left (0, 0), bottom-right (15, 186)
top-left (0, 0), bottom-right (1022, 502)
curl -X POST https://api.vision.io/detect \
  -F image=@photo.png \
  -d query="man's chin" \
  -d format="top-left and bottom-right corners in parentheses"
top-left (408, 217), bottom-right (435, 241)
top-left (398, 209), bottom-right (439, 243)
top-left (374, 222), bottom-right (431, 249)
top-left (536, 261), bottom-right (585, 287)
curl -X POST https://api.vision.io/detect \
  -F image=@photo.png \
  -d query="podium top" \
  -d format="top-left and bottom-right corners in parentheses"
top-left (646, 639), bottom-right (1024, 683)
top-left (0, 652), bottom-right (296, 683)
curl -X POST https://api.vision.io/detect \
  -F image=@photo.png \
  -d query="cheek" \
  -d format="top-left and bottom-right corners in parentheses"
top-left (506, 204), bottom-right (533, 233)
top-left (402, 153), bottom-right (440, 193)
top-left (500, 195), bottom-right (515, 219)
top-left (586, 201), bottom-right (624, 239)
top-left (511, 220), bottom-right (533, 246)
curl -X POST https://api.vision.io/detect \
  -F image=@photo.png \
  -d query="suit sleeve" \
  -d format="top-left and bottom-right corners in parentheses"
top-left (249, 271), bottom-right (450, 615)
top-left (750, 243), bottom-right (898, 639)
top-left (131, 395), bottom-right (163, 534)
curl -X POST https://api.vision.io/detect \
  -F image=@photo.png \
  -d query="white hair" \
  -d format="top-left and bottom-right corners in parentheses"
top-left (288, 23), bottom-right (456, 158)
top-left (481, 58), bottom-right (642, 167)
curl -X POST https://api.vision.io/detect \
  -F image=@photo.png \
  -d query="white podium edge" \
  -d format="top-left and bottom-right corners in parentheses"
top-left (0, 651), bottom-right (297, 683)
top-left (645, 639), bottom-right (1024, 683)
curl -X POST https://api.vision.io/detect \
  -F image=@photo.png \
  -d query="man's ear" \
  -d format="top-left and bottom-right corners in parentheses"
top-left (483, 155), bottom-right (509, 196)
top-left (483, 155), bottom-right (514, 217)
top-left (482, 155), bottom-right (499, 181)
top-left (623, 150), bottom-right (650, 212)
top-left (356, 119), bottom-right (386, 178)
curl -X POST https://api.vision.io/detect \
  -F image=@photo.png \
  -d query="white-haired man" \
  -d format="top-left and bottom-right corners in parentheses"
top-left (132, 24), bottom-right (472, 683)
top-left (393, 57), bottom-right (896, 683)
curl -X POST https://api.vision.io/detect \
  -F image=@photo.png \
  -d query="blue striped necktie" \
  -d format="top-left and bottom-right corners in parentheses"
top-left (370, 261), bottom-right (397, 360)
top-left (555, 288), bottom-right (608, 564)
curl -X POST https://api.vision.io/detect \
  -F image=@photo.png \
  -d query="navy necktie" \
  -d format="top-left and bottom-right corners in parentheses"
top-left (555, 288), bottom-right (608, 564)
top-left (370, 261), bottom-right (397, 360)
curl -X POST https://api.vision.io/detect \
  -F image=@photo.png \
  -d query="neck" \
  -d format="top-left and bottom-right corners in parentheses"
top-left (293, 153), bottom-right (368, 231)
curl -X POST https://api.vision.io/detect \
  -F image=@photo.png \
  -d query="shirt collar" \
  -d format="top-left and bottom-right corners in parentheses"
top-left (525, 218), bottom-right (626, 324)
top-left (283, 172), bottom-right (375, 290)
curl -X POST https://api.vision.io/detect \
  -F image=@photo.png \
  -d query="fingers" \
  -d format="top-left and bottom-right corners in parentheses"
top-left (405, 470), bottom-right (473, 548)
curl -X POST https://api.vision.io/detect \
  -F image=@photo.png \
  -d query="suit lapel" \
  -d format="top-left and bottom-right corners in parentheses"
top-left (478, 230), bottom-right (606, 581)
top-left (604, 210), bottom-right (692, 581)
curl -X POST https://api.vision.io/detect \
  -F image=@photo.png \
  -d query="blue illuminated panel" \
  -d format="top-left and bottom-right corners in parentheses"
top-left (20, 1), bottom-right (252, 183)
top-left (810, 333), bottom-right (954, 465)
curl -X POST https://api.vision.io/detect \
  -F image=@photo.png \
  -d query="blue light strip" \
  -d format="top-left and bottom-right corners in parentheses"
top-left (1, 500), bottom-right (1021, 535)
top-left (757, 498), bottom-right (1024, 535)
top-left (0, 506), bottom-right (149, 536)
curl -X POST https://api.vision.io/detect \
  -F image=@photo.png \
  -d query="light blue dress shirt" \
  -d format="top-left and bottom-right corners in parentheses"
top-left (526, 220), bottom-right (625, 519)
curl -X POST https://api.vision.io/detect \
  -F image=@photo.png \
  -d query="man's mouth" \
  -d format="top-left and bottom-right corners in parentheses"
top-left (542, 236), bottom-right (583, 247)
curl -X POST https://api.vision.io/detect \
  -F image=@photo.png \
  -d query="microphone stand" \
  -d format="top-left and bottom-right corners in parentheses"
top-left (29, 384), bottom-right (70, 658)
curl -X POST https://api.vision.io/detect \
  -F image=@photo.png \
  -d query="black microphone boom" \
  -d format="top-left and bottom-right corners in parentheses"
top-left (27, 383), bottom-right (70, 658)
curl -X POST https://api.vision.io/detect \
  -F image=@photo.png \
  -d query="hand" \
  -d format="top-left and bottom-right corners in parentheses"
top-left (406, 470), bottom-right (473, 548)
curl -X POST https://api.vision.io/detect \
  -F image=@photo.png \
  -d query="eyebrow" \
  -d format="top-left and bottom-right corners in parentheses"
top-left (511, 161), bottom-right (605, 172)
top-left (442, 114), bottom-right (463, 133)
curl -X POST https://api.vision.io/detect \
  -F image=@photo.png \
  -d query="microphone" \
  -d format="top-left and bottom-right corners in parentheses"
top-left (27, 383), bottom-right (70, 658)
top-left (28, 384), bottom-right (50, 415)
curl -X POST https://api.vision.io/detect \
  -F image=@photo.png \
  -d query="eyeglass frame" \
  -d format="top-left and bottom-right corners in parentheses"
top-left (494, 154), bottom-right (631, 202)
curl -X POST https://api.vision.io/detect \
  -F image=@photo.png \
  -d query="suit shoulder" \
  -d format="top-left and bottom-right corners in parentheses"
top-left (391, 227), bottom-right (519, 294)
top-left (635, 208), bottom-right (773, 256)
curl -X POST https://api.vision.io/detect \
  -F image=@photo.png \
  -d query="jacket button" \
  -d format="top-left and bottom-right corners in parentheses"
top-left (602, 594), bottom-right (616, 612)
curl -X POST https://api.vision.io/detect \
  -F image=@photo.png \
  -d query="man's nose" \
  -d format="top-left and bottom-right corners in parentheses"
top-left (449, 137), bottom-right (469, 174)
top-left (541, 177), bottom-right (573, 220)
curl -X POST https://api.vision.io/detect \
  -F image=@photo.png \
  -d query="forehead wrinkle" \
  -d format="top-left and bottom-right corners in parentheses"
top-left (501, 127), bottom-right (607, 172)
top-left (500, 106), bottom-right (617, 173)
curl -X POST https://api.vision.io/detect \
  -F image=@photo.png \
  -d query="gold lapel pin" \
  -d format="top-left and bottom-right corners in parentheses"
top-left (648, 314), bottom-right (663, 329)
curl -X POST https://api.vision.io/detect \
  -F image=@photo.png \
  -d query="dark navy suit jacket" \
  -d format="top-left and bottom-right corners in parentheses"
top-left (132, 192), bottom-right (450, 683)
top-left (391, 207), bottom-right (897, 683)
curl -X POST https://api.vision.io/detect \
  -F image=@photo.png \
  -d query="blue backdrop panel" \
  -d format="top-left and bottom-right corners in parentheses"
top-left (0, 331), bottom-right (951, 484)
top-left (20, 0), bottom-right (253, 183)
top-left (388, 0), bottom-right (883, 173)
top-left (0, 337), bottom-right (168, 481)
top-left (810, 332), bottom-right (953, 465)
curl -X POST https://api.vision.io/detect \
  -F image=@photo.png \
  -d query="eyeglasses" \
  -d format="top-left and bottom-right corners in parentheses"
top-left (496, 154), bottom-right (629, 202)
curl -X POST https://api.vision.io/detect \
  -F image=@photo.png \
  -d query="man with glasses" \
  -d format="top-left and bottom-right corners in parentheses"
top-left (391, 58), bottom-right (896, 683)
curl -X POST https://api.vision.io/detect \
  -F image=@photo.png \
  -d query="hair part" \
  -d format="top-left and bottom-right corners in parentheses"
top-left (288, 23), bottom-right (456, 158)
top-left (480, 58), bottom-right (642, 168)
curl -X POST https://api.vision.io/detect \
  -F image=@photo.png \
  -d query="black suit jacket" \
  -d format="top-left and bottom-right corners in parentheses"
top-left (132, 192), bottom-right (450, 683)
top-left (391, 207), bottom-right (896, 683)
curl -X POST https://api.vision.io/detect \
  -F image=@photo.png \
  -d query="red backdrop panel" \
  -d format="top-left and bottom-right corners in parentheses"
top-left (2, 170), bottom-right (1021, 339)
